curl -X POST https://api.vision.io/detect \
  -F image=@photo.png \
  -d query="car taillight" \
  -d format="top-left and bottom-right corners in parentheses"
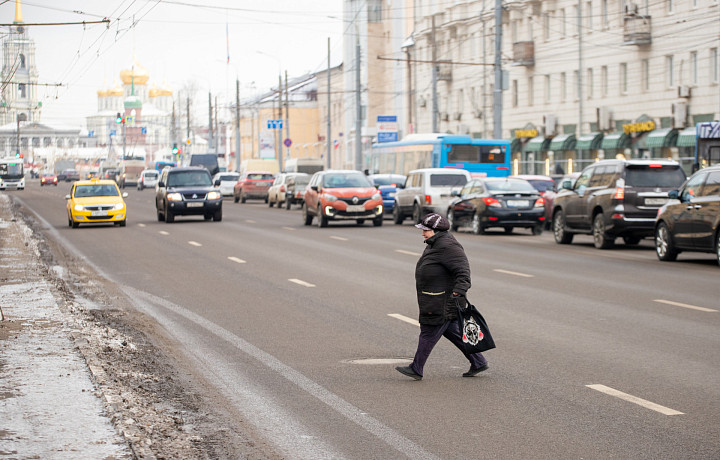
top-left (280, 185), bottom-right (285, 193)
top-left (482, 197), bottom-right (501, 208)
top-left (534, 197), bottom-right (545, 208)
top-left (615, 187), bottom-right (625, 200)
top-left (424, 195), bottom-right (432, 205)
top-left (648, 164), bottom-right (663, 168)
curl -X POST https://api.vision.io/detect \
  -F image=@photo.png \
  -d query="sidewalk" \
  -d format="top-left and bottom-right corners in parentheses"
top-left (0, 193), bottom-right (131, 459)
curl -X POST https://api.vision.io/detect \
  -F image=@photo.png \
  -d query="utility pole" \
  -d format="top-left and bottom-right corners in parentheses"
top-left (355, 34), bottom-right (362, 171)
top-left (186, 96), bottom-right (190, 158)
top-left (278, 74), bottom-right (284, 171)
top-left (431, 15), bottom-right (438, 133)
top-left (285, 70), bottom-right (290, 160)
top-left (327, 37), bottom-right (331, 169)
top-left (214, 95), bottom-right (219, 155)
top-left (493, 0), bottom-right (503, 139)
top-left (207, 92), bottom-right (214, 153)
top-left (235, 79), bottom-right (241, 172)
top-left (577, 0), bottom-right (584, 157)
top-left (482, 0), bottom-right (488, 137)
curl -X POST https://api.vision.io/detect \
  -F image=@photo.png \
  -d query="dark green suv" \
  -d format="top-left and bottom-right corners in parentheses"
top-left (551, 159), bottom-right (686, 249)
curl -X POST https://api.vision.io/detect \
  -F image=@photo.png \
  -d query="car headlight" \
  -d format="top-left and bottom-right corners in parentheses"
top-left (371, 192), bottom-right (382, 201)
top-left (167, 192), bottom-right (183, 201)
top-left (322, 193), bottom-right (338, 202)
top-left (207, 191), bottom-right (221, 200)
top-left (113, 202), bottom-right (125, 210)
top-left (74, 204), bottom-right (84, 211)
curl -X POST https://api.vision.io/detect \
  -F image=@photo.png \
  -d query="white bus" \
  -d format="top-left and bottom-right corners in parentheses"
top-left (0, 157), bottom-right (24, 190)
top-left (283, 158), bottom-right (324, 175)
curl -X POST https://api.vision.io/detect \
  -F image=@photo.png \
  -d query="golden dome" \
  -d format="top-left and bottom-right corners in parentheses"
top-left (120, 61), bottom-right (149, 85)
top-left (97, 89), bottom-right (109, 97)
top-left (108, 84), bottom-right (123, 97)
top-left (149, 85), bottom-right (173, 97)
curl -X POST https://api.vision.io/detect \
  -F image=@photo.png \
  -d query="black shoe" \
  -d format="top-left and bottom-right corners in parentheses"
top-left (396, 365), bottom-right (422, 380)
top-left (462, 363), bottom-right (489, 377)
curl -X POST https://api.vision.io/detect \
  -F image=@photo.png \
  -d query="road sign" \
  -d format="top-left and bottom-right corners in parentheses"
top-left (377, 115), bottom-right (398, 143)
top-left (284, 138), bottom-right (292, 147)
top-left (267, 119), bottom-right (283, 130)
top-left (88, 130), bottom-right (95, 137)
top-left (109, 130), bottom-right (116, 136)
top-left (141, 127), bottom-right (147, 134)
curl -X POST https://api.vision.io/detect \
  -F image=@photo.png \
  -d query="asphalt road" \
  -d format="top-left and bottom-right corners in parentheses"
top-left (14, 179), bottom-right (720, 459)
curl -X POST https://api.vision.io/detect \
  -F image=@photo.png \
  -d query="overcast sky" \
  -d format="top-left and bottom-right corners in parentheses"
top-left (3, 0), bottom-right (344, 129)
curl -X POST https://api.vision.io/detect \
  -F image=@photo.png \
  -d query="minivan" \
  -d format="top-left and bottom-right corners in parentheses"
top-left (393, 168), bottom-right (472, 224)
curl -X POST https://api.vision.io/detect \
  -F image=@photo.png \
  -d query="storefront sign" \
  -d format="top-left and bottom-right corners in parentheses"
top-left (515, 129), bottom-right (538, 138)
top-left (623, 121), bottom-right (656, 135)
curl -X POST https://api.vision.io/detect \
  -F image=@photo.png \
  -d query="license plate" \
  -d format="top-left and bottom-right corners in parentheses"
top-left (506, 200), bottom-right (529, 207)
top-left (187, 202), bottom-right (204, 208)
top-left (90, 211), bottom-right (109, 217)
top-left (645, 198), bottom-right (667, 205)
top-left (346, 204), bottom-right (365, 212)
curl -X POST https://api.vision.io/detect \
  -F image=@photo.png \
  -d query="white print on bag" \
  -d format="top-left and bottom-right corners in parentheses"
top-left (462, 317), bottom-right (484, 346)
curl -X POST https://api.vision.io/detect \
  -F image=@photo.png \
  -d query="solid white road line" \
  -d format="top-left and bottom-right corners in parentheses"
top-left (158, 231), bottom-right (169, 236)
top-left (228, 257), bottom-right (246, 264)
top-left (388, 313), bottom-right (420, 327)
top-left (288, 278), bottom-right (316, 288)
top-left (188, 241), bottom-right (202, 247)
top-left (653, 299), bottom-right (717, 313)
top-left (395, 249), bottom-right (421, 257)
top-left (245, 219), bottom-right (256, 223)
top-left (330, 236), bottom-right (348, 241)
top-left (493, 268), bottom-right (534, 278)
top-left (282, 226), bottom-right (295, 231)
top-left (138, 223), bottom-right (146, 227)
top-left (586, 384), bottom-right (684, 416)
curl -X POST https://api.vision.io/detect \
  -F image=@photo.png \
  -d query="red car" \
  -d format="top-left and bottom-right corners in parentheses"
top-left (40, 173), bottom-right (58, 186)
top-left (233, 171), bottom-right (274, 203)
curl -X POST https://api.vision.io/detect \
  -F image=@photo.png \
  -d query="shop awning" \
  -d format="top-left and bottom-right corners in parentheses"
top-left (645, 128), bottom-right (678, 149)
top-left (675, 127), bottom-right (696, 148)
top-left (524, 135), bottom-right (552, 152)
top-left (600, 132), bottom-right (630, 150)
top-left (510, 137), bottom-right (521, 153)
top-left (549, 133), bottom-right (576, 151)
top-left (576, 132), bottom-right (603, 150)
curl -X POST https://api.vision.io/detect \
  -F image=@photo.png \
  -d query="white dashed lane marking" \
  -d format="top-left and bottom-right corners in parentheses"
top-left (493, 269), bottom-right (534, 278)
top-left (395, 249), bottom-right (421, 257)
top-left (586, 384), bottom-right (684, 416)
top-left (158, 231), bottom-right (169, 235)
top-left (246, 219), bottom-right (256, 224)
top-left (289, 279), bottom-right (316, 288)
top-left (138, 223), bottom-right (146, 227)
top-left (388, 313), bottom-right (420, 327)
top-left (283, 226), bottom-right (295, 231)
top-left (653, 299), bottom-right (717, 313)
top-left (228, 257), bottom-right (246, 264)
top-left (188, 241), bottom-right (202, 247)
top-left (330, 236), bottom-right (348, 241)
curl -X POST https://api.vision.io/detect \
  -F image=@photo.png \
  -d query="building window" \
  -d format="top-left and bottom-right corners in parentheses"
top-left (560, 72), bottom-right (567, 102)
top-left (543, 13), bottom-right (550, 41)
top-left (19, 54), bottom-right (25, 69)
top-left (711, 48), bottom-right (719, 84)
top-left (601, 66), bottom-right (608, 97)
top-left (602, 0), bottom-right (609, 29)
top-left (574, 70), bottom-right (579, 100)
top-left (528, 76), bottom-right (534, 106)
top-left (585, 2), bottom-right (592, 32)
top-left (560, 9), bottom-right (566, 37)
top-left (512, 80), bottom-right (518, 107)
top-left (545, 75), bottom-right (551, 103)
top-left (642, 59), bottom-right (650, 91)
top-left (667, 0), bottom-right (674, 14)
top-left (666, 55), bottom-right (674, 87)
top-left (587, 68), bottom-right (594, 99)
top-left (368, 0), bottom-right (382, 22)
top-left (690, 52), bottom-right (698, 85)
top-left (620, 63), bottom-right (628, 94)
top-left (528, 16), bottom-right (534, 41)
top-left (512, 20), bottom-right (518, 43)
top-left (18, 83), bottom-right (26, 98)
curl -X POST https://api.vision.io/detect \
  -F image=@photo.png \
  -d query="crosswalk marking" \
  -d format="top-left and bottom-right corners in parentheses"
top-left (586, 384), bottom-right (683, 416)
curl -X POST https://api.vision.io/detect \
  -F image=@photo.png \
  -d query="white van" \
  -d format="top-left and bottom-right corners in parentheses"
top-left (392, 168), bottom-right (471, 224)
top-left (240, 159), bottom-right (279, 176)
top-left (284, 158), bottom-right (324, 175)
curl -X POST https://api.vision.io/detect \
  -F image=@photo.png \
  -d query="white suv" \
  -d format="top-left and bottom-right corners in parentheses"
top-left (137, 169), bottom-right (159, 190)
top-left (393, 168), bottom-right (471, 224)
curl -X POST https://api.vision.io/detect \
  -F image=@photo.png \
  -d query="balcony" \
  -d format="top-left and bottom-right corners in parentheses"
top-left (623, 15), bottom-right (652, 45)
top-left (437, 61), bottom-right (452, 81)
top-left (512, 41), bottom-right (535, 67)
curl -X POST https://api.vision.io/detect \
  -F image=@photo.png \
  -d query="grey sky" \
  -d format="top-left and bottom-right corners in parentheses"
top-left (4, 0), bottom-right (343, 129)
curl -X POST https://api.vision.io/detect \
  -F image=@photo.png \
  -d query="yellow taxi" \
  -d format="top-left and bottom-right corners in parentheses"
top-left (65, 179), bottom-right (128, 228)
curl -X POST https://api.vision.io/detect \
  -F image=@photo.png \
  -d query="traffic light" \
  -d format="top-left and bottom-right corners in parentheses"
top-left (15, 152), bottom-right (22, 159)
top-left (116, 112), bottom-right (121, 123)
top-left (172, 143), bottom-right (178, 155)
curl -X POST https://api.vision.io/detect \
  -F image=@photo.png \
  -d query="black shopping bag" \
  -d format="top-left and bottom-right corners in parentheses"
top-left (456, 300), bottom-right (496, 353)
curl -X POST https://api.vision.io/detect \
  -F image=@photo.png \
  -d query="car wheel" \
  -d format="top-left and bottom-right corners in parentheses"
top-left (71, 219), bottom-right (79, 229)
top-left (447, 209), bottom-right (459, 232)
top-left (412, 203), bottom-right (422, 224)
top-left (302, 203), bottom-right (312, 225)
top-left (393, 204), bottom-right (404, 225)
top-left (268, 199), bottom-right (274, 208)
top-left (156, 206), bottom-right (164, 222)
top-left (471, 213), bottom-right (484, 235)
top-left (504, 227), bottom-right (513, 234)
top-left (373, 215), bottom-right (383, 227)
top-left (623, 236), bottom-right (642, 245)
top-left (286, 198), bottom-right (292, 210)
top-left (592, 213), bottom-right (614, 249)
top-left (241, 192), bottom-right (246, 203)
top-left (318, 205), bottom-right (328, 228)
top-left (213, 210), bottom-right (222, 222)
top-left (165, 205), bottom-right (174, 223)
top-left (119, 220), bottom-right (126, 227)
top-left (553, 210), bottom-right (573, 244)
top-left (715, 231), bottom-right (720, 267)
top-left (265, 196), bottom-right (268, 203)
top-left (532, 225), bottom-right (543, 236)
top-left (233, 192), bottom-right (239, 203)
top-left (655, 222), bottom-right (678, 262)
top-left (67, 216), bottom-right (72, 227)
top-left (138, 184), bottom-right (143, 191)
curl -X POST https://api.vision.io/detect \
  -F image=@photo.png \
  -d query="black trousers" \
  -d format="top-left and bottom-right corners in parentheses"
top-left (410, 319), bottom-right (487, 377)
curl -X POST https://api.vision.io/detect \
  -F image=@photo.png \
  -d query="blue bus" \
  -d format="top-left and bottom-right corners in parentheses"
top-left (154, 160), bottom-right (177, 171)
top-left (370, 134), bottom-right (511, 177)
top-left (694, 121), bottom-right (720, 172)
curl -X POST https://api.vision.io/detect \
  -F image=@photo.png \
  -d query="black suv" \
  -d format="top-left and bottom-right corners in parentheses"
top-left (155, 167), bottom-right (222, 223)
top-left (552, 159), bottom-right (686, 249)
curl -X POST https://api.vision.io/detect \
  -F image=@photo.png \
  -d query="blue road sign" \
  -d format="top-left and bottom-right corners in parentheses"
top-left (110, 130), bottom-right (117, 136)
top-left (141, 127), bottom-right (147, 134)
top-left (88, 130), bottom-right (95, 137)
top-left (266, 119), bottom-right (283, 130)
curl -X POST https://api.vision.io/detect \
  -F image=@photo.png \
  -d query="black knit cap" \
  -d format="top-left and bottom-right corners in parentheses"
top-left (415, 213), bottom-right (450, 232)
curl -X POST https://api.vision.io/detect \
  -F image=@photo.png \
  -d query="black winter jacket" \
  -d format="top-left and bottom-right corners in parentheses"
top-left (415, 231), bottom-right (471, 325)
